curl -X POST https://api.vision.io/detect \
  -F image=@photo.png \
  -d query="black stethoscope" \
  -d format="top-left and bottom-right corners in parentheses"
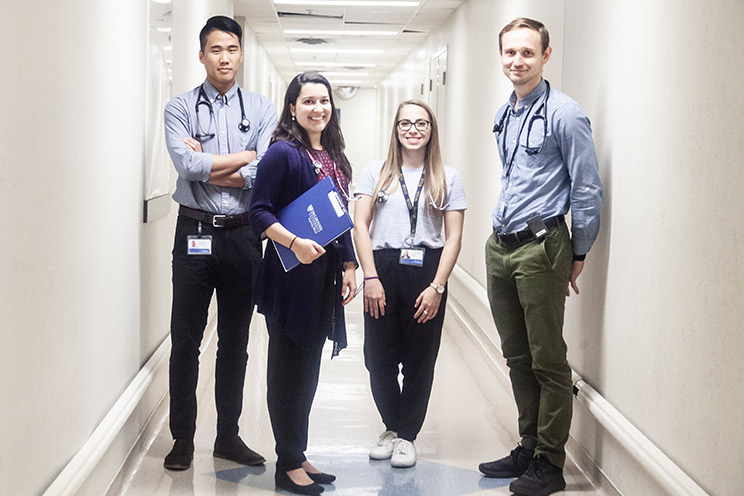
top-left (493, 80), bottom-right (551, 176)
top-left (195, 84), bottom-right (250, 140)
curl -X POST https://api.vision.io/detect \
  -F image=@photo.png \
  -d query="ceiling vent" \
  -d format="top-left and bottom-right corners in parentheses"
top-left (295, 37), bottom-right (329, 46)
top-left (278, 11), bottom-right (343, 20)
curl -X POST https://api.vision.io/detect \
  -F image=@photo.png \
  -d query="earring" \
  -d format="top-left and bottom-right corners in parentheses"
top-left (291, 115), bottom-right (295, 121)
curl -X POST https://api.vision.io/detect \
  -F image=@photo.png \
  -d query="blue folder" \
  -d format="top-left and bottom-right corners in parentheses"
top-left (272, 176), bottom-right (354, 272)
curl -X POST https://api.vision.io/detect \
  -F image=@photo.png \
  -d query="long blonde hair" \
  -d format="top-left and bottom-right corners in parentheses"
top-left (371, 100), bottom-right (446, 215)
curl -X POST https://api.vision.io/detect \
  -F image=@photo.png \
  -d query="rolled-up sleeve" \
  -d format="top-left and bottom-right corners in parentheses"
top-left (556, 103), bottom-right (603, 255)
top-left (237, 96), bottom-right (279, 189)
top-left (164, 97), bottom-right (213, 183)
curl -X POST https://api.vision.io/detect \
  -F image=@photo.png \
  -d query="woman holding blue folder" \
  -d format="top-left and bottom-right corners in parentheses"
top-left (249, 72), bottom-right (357, 495)
top-left (353, 100), bottom-right (466, 468)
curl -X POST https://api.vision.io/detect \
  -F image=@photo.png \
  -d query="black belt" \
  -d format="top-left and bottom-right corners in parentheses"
top-left (178, 205), bottom-right (251, 228)
top-left (494, 215), bottom-right (564, 249)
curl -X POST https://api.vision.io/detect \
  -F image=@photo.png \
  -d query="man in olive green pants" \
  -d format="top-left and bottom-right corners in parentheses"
top-left (479, 17), bottom-right (603, 496)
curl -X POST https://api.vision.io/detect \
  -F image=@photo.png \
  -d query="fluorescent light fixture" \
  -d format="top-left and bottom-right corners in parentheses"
top-left (275, 1), bottom-right (419, 6)
top-left (296, 62), bottom-right (376, 67)
top-left (320, 71), bottom-right (369, 77)
top-left (286, 29), bottom-right (397, 36)
top-left (327, 80), bottom-right (363, 85)
top-left (156, 27), bottom-right (172, 33)
top-left (291, 48), bottom-right (384, 54)
top-left (152, 0), bottom-right (172, 4)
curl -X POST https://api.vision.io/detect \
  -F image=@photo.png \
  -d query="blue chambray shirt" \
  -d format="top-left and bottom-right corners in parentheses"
top-left (492, 79), bottom-right (603, 255)
top-left (164, 80), bottom-right (278, 215)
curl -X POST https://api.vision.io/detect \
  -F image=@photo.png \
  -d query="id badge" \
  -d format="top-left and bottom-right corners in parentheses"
top-left (399, 247), bottom-right (425, 267)
top-left (187, 235), bottom-right (212, 255)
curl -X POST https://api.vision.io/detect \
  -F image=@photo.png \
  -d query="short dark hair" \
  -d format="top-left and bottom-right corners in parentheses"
top-left (272, 72), bottom-right (352, 181)
top-left (199, 16), bottom-right (242, 51)
top-left (499, 17), bottom-right (550, 54)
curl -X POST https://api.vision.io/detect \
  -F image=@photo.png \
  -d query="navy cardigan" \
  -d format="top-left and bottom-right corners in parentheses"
top-left (249, 139), bottom-right (356, 353)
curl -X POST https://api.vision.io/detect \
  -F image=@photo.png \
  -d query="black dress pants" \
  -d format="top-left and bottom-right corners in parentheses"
top-left (266, 318), bottom-right (328, 472)
top-left (266, 255), bottom-right (335, 472)
top-left (363, 248), bottom-right (446, 442)
top-left (168, 214), bottom-right (262, 440)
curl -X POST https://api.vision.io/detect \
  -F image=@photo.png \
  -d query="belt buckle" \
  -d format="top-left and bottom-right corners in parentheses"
top-left (212, 214), bottom-right (227, 227)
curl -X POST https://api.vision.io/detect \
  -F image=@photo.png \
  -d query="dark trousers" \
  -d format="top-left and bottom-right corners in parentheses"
top-left (169, 214), bottom-right (262, 441)
top-left (266, 318), bottom-right (327, 472)
top-left (485, 223), bottom-right (573, 468)
top-left (363, 248), bottom-right (446, 442)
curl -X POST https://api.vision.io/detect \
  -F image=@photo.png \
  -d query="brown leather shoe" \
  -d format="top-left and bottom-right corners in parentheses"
top-left (213, 435), bottom-right (266, 466)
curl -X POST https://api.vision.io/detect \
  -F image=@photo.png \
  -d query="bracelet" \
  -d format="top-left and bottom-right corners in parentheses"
top-left (364, 276), bottom-right (379, 281)
top-left (288, 235), bottom-right (298, 250)
top-left (572, 252), bottom-right (586, 261)
top-left (343, 261), bottom-right (358, 271)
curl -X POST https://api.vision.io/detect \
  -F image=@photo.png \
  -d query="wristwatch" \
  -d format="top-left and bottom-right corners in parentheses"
top-left (429, 282), bottom-right (445, 294)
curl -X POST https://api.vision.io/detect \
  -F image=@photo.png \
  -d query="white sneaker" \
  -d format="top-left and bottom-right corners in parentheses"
top-left (369, 430), bottom-right (397, 460)
top-left (390, 439), bottom-right (416, 468)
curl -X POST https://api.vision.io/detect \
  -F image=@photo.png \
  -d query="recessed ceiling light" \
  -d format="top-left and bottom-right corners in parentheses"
top-left (291, 48), bottom-right (385, 54)
top-left (274, 1), bottom-right (419, 6)
top-left (319, 71), bottom-right (369, 77)
top-left (296, 62), bottom-right (376, 67)
top-left (285, 29), bottom-right (398, 36)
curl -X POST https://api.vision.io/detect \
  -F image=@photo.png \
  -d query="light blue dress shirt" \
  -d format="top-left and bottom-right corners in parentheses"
top-left (492, 79), bottom-right (603, 255)
top-left (164, 80), bottom-right (278, 215)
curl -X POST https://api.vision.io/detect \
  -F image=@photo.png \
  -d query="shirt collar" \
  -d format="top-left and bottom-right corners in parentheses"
top-left (508, 78), bottom-right (547, 111)
top-left (202, 80), bottom-right (238, 106)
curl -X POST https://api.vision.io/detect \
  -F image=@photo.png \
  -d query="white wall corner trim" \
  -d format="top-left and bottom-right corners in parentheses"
top-left (447, 265), bottom-right (708, 496)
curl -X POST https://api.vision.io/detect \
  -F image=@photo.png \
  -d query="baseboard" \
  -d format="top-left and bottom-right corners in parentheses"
top-left (43, 310), bottom-right (218, 496)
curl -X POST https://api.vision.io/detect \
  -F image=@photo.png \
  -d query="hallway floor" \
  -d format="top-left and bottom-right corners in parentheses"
top-left (107, 296), bottom-right (604, 496)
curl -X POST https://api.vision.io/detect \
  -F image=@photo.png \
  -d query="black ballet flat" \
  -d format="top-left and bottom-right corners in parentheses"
top-left (307, 471), bottom-right (336, 484)
top-left (275, 470), bottom-right (324, 495)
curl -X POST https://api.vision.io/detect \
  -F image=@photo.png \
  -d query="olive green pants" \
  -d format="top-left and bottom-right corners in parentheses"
top-left (485, 223), bottom-right (573, 468)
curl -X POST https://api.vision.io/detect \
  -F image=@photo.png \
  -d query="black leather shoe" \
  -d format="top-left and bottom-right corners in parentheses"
top-left (213, 436), bottom-right (266, 466)
top-left (479, 445), bottom-right (534, 478)
top-left (164, 439), bottom-right (194, 471)
top-left (275, 471), bottom-right (324, 495)
top-left (509, 455), bottom-right (566, 496)
top-left (307, 471), bottom-right (336, 484)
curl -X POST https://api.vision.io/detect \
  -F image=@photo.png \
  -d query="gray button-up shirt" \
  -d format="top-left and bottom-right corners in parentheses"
top-left (164, 80), bottom-right (278, 214)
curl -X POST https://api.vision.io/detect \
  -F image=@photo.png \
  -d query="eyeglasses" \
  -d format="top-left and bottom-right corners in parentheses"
top-left (397, 119), bottom-right (430, 132)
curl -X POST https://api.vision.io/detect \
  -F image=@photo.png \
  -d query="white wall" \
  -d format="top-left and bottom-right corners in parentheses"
top-left (561, 2), bottom-right (744, 495)
top-left (335, 87), bottom-right (379, 180)
top-left (375, 0), bottom-right (744, 495)
top-left (0, 2), bottom-right (148, 494)
top-left (0, 1), bottom-right (285, 494)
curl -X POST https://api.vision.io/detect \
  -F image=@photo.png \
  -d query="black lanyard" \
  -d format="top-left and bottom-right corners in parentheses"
top-left (399, 170), bottom-right (426, 242)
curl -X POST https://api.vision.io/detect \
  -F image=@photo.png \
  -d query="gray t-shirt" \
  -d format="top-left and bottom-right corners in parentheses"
top-left (355, 160), bottom-right (467, 250)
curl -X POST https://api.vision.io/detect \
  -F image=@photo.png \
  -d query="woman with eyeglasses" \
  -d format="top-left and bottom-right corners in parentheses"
top-left (353, 100), bottom-right (467, 468)
top-left (250, 72), bottom-right (357, 495)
